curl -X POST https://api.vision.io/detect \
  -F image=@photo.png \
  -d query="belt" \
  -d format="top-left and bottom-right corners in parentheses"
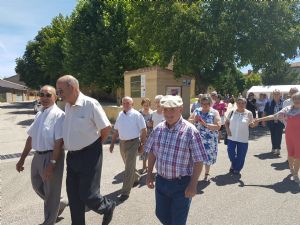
top-left (68, 138), bottom-right (101, 154)
top-left (35, 150), bottom-right (53, 155)
top-left (123, 137), bottom-right (139, 143)
top-left (157, 174), bottom-right (190, 181)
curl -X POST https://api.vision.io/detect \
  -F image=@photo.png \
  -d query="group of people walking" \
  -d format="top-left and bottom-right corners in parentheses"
top-left (15, 76), bottom-right (300, 225)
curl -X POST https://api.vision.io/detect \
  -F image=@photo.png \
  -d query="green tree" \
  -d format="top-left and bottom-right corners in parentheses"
top-left (261, 61), bottom-right (298, 85)
top-left (15, 14), bottom-right (69, 88)
top-left (244, 72), bottom-right (262, 90)
top-left (129, 1), bottom-right (300, 92)
top-left (63, 0), bottom-right (145, 92)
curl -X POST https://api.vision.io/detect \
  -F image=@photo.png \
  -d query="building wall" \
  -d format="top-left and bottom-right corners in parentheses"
top-left (124, 66), bottom-right (194, 117)
top-left (124, 67), bottom-right (158, 108)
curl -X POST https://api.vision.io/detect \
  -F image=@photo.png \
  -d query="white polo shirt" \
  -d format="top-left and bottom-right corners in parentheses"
top-left (63, 92), bottom-right (111, 151)
top-left (27, 104), bottom-right (64, 151)
top-left (114, 108), bottom-right (146, 140)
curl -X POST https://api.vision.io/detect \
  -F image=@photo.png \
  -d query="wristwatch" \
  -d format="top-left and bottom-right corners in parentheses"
top-left (50, 159), bottom-right (56, 165)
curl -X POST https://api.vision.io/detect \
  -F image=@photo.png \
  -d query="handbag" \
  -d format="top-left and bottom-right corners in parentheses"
top-left (224, 110), bottom-right (234, 145)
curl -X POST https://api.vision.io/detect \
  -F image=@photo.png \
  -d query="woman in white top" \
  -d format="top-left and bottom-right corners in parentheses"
top-left (225, 97), bottom-right (256, 175)
top-left (152, 95), bottom-right (165, 128)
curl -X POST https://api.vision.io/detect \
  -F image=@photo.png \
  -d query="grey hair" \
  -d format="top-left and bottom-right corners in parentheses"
top-left (122, 96), bottom-right (133, 103)
top-left (155, 95), bottom-right (164, 101)
top-left (292, 92), bottom-right (300, 102)
top-left (200, 94), bottom-right (212, 104)
top-left (237, 97), bottom-right (247, 103)
top-left (289, 87), bottom-right (299, 95)
top-left (57, 75), bottom-right (79, 89)
top-left (273, 89), bottom-right (281, 94)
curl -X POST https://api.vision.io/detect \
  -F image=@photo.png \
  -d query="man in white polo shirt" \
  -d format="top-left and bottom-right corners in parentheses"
top-left (56, 75), bottom-right (115, 225)
top-left (16, 85), bottom-right (67, 225)
top-left (110, 96), bottom-right (147, 202)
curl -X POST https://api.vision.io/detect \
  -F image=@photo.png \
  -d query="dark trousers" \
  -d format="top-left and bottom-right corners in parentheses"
top-left (155, 175), bottom-right (192, 225)
top-left (227, 140), bottom-right (248, 172)
top-left (269, 123), bottom-right (284, 150)
top-left (66, 139), bottom-right (113, 225)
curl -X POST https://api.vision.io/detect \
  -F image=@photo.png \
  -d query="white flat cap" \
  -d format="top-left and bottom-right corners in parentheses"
top-left (160, 95), bottom-right (183, 108)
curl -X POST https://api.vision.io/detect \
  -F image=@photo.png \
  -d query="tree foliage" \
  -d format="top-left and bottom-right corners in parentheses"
top-left (129, 1), bottom-right (300, 92)
top-left (16, 1), bottom-right (300, 93)
top-left (16, 14), bottom-right (69, 89)
top-left (63, 0), bottom-right (145, 92)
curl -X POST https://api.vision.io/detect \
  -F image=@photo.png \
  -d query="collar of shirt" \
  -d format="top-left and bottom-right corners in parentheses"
top-left (42, 104), bottom-right (55, 113)
top-left (163, 116), bottom-right (183, 131)
top-left (73, 92), bottom-right (85, 106)
top-left (124, 108), bottom-right (133, 115)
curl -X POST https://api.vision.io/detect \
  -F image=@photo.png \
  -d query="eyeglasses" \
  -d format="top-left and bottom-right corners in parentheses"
top-left (39, 92), bottom-right (52, 98)
top-left (56, 89), bottom-right (63, 96)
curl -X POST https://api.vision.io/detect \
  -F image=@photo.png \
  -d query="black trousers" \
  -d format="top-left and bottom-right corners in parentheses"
top-left (269, 123), bottom-right (284, 150)
top-left (66, 139), bottom-right (113, 225)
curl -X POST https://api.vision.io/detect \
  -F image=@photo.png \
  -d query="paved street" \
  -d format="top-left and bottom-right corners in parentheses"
top-left (1, 102), bottom-right (300, 225)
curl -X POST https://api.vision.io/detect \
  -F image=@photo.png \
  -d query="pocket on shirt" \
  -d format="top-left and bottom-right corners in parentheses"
top-left (43, 126), bottom-right (54, 139)
top-left (75, 117), bottom-right (90, 132)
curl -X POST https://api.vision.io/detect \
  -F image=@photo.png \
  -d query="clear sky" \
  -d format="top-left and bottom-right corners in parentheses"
top-left (0, 0), bottom-right (77, 78)
top-left (0, 0), bottom-right (298, 79)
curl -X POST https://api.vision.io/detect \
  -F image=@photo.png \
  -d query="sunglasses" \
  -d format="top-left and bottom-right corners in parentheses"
top-left (39, 92), bottom-right (52, 98)
top-left (56, 89), bottom-right (63, 95)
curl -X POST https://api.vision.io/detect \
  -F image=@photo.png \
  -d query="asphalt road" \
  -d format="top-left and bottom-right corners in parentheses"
top-left (1, 102), bottom-right (300, 225)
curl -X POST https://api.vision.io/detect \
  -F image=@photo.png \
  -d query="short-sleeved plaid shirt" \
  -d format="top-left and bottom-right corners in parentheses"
top-left (144, 117), bottom-right (209, 179)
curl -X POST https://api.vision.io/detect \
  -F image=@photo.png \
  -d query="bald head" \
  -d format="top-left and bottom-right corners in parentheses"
top-left (39, 85), bottom-right (57, 109)
top-left (56, 75), bottom-right (80, 105)
top-left (57, 75), bottom-right (80, 90)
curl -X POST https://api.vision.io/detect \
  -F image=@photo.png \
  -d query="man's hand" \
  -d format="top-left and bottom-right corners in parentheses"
top-left (16, 159), bottom-right (25, 172)
top-left (43, 163), bottom-right (55, 181)
top-left (185, 183), bottom-right (197, 198)
top-left (146, 173), bottom-right (155, 189)
top-left (109, 144), bottom-right (114, 153)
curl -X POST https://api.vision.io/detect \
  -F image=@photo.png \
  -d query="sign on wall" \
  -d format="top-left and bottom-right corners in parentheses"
top-left (141, 74), bottom-right (146, 97)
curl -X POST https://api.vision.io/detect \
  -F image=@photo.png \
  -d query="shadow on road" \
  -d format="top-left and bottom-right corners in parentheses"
top-left (17, 118), bottom-right (34, 126)
top-left (242, 175), bottom-right (300, 194)
top-left (254, 152), bottom-right (280, 160)
top-left (211, 173), bottom-right (244, 187)
top-left (271, 160), bottom-right (289, 171)
top-left (249, 126), bottom-right (270, 141)
top-left (112, 171), bottom-right (124, 184)
top-left (197, 180), bottom-right (210, 194)
top-left (0, 102), bottom-right (34, 109)
top-left (8, 110), bottom-right (35, 115)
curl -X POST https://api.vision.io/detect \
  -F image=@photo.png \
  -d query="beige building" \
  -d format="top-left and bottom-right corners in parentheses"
top-left (124, 66), bottom-right (195, 118)
top-left (0, 79), bottom-right (28, 102)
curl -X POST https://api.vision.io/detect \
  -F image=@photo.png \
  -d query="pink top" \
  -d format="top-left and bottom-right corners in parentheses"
top-left (213, 101), bottom-right (227, 116)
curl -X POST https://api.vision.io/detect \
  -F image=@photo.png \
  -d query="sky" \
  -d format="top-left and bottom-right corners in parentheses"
top-left (0, 0), bottom-right (299, 79)
top-left (0, 0), bottom-right (77, 79)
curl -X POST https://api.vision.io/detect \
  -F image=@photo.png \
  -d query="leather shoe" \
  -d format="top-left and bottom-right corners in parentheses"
top-left (102, 201), bottom-right (116, 225)
top-left (118, 194), bottom-right (129, 202)
top-left (132, 181), bottom-right (139, 187)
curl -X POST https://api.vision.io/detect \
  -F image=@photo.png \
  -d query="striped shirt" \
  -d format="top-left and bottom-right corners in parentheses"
top-left (144, 117), bottom-right (209, 179)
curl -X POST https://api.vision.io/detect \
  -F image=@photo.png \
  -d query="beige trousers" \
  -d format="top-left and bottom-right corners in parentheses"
top-left (31, 151), bottom-right (67, 225)
top-left (120, 138), bottom-right (140, 195)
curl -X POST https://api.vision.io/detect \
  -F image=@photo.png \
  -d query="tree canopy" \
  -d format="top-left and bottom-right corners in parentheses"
top-left (16, 0), bottom-right (300, 93)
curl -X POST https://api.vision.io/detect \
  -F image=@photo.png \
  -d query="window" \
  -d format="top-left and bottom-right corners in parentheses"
top-left (130, 75), bottom-right (141, 98)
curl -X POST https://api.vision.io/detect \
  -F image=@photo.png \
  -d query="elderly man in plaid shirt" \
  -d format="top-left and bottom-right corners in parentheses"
top-left (144, 95), bottom-right (209, 225)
